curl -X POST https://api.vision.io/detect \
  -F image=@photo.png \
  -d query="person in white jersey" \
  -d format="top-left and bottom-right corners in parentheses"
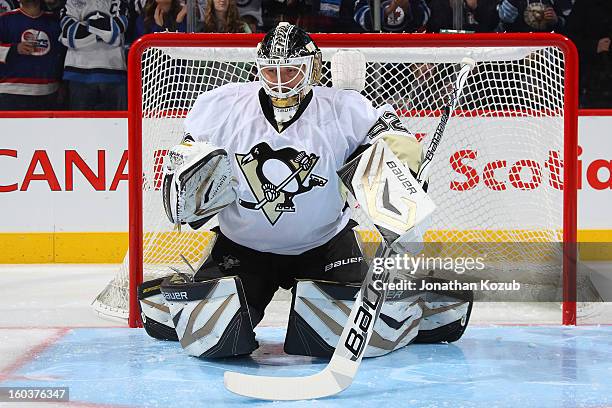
top-left (138, 22), bottom-right (473, 359)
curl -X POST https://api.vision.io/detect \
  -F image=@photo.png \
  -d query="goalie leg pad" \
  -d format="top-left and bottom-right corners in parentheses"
top-left (138, 277), bottom-right (178, 341)
top-left (413, 277), bottom-right (474, 344)
top-left (284, 280), bottom-right (422, 358)
top-left (160, 274), bottom-right (258, 358)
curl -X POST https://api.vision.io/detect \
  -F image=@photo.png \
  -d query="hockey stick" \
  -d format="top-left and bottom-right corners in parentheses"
top-left (416, 58), bottom-right (475, 184)
top-left (224, 58), bottom-right (476, 401)
top-left (238, 154), bottom-right (317, 210)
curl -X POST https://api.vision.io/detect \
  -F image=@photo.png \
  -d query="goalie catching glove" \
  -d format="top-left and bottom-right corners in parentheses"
top-left (162, 139), bottom-right (237, 230)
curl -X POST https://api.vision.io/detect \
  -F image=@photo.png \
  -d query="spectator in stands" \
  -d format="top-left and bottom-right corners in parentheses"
top-left (262, 0), bottom-right (338, 32)
top-left (196, 0), bottom-right (261, 32)
top-left (463, 0), bottom-right (500, 31)
top-left (426, 0), bottom-right (499, 32)
top-left (0, 0), bottom-right (17, 13)
top-left (425, 0), bottom-right (452, 31)
top-left (497, 0), bottom-right (570, 32)
top-left (132, 0), bottom-right (146, 15)
top-left (43, 0), bottom-right (65, 17)
top-left (236, 0), bottom-right (262, 32)
top-left (255, 0), bottom-right (298, 31)
top-left (0, 0), bottom-right (65, 110)
top-left (60, 0), bottom-right (129, 110)
top-left (289, 0), bottom-right (363, 32)
top-left (201, 0), bottom-right (251, 32)
top-left (566, 0), bottom-right (612, 108)
top-left (240, 14), bottom-right (259, 33)
top-left (126, 0), bottom-right (144, 43)
top-left (134, 0), bottom-right (187, 37)
top-left (354, 0), bottom-right (430, 32)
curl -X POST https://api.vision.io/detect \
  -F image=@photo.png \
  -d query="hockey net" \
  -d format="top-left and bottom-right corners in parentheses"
top-left (93, 33), bottom-right (578, 327)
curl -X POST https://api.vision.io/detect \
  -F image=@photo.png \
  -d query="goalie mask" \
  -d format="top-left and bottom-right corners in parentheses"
top-left (256, 22), bottom-right (322, 125)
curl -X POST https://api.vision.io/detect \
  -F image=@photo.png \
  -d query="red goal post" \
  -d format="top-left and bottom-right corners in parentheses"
top-left (122, 33), bottom-right (578, 328)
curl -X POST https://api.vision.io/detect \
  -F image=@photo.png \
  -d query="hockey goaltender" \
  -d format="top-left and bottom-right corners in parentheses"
top-left (137, 23), bottom-right (474, 360)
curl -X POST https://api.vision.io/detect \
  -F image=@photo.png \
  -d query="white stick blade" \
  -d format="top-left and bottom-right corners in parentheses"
top-left (224, 367), bottom-right (349, 401)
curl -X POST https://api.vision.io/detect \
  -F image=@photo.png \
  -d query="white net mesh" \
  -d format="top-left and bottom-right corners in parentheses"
top-left (93, 38), bottom-right (575, 323)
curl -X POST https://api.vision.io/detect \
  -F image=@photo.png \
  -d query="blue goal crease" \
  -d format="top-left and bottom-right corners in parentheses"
top-left (1, 326), bottom-right (612, 408)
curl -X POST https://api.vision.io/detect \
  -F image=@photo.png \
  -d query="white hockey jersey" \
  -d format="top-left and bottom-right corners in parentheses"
top-left (60, 0), bottom-right (128, 83)
top-left (184, 82), bottom-right (392, 255)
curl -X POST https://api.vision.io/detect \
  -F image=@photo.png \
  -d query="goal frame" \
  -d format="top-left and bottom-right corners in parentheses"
top-left (127, 32), bottom-right (579, 328)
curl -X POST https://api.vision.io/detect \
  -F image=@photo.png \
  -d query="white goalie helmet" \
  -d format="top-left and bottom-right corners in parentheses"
top-left (256, 22), bottom-right (322, 124)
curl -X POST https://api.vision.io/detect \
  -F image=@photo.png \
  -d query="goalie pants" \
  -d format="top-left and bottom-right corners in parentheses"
top-left (195, 220), bottom-right (367, 327)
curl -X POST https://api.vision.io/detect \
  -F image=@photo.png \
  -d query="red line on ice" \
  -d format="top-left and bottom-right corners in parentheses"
top-left (0, 327), bottom-right (70, 382)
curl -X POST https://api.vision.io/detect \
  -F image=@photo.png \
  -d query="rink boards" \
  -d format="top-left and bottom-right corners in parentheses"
top-left (0, 114), bottom-right (610, 262)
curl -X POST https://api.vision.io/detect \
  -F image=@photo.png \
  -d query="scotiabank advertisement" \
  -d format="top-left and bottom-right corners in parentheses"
top-left (0, 113), bottom-right (610, 262)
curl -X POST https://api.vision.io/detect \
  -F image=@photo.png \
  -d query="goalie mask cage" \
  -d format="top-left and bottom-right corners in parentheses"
top-left (93, 33), bottom-right (578, 328)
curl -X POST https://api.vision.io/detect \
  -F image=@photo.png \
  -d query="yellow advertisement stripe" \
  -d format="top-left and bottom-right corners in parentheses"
top-left (0, 232), bottom-right (127, 264)
top-left (577, 230), bottom-right (612, 260)
top-left (0, 229), bottom-right (610, 263)
top-left (0, 233), bottom-right (54, 263)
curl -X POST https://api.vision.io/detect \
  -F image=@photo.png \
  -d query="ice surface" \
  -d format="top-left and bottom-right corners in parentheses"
top-left (1, 264), bottom-right (612, 407)
top-left (1, 326), bottom-right (612, 407)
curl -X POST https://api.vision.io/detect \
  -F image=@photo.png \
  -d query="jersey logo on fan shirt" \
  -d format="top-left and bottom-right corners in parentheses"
top-left (21, 29), bottom-right (51, 56)
top-left (236, 142), bottom-right (328, 225)
top-left (382, 0), bottom-right (406, 28)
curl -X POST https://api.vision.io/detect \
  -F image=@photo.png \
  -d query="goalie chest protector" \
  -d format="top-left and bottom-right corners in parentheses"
top-left (184, 81), bottom-right (390, 255)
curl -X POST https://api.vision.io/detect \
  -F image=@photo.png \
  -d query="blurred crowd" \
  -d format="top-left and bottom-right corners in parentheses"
top-left (0, 0), bottom-right (610, 110)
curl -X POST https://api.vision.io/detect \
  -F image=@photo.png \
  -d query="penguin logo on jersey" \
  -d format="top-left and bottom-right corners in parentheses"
top-left (236, 142), bottom-right (328, 225)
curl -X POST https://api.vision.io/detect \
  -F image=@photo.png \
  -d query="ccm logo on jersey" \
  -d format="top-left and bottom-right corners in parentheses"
top-left (386, 161), bottom-right (417, 194)
top-left (163, 292), bottom-right (188, 300)
top-left (324, 257), bottom-right (363, 272)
